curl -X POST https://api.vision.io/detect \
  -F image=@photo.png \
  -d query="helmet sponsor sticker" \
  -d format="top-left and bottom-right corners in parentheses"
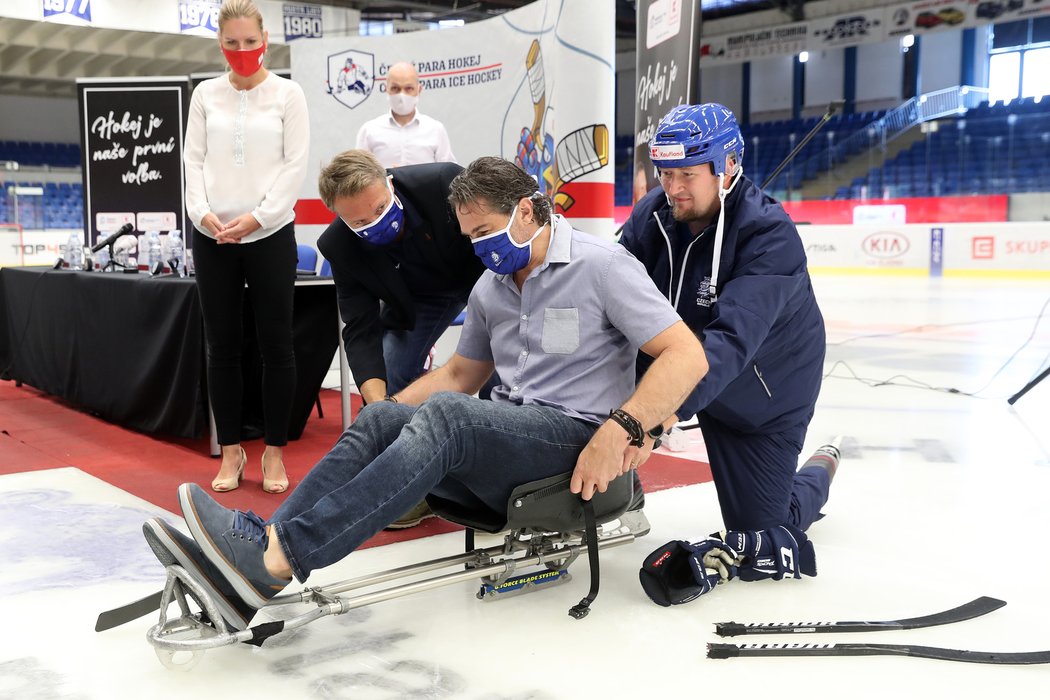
top-left (650, 144), bottom-right (685, 160)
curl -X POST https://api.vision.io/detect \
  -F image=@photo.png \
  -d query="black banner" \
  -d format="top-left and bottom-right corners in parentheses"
top-left (633, 0), bottom-right (701, 202)
top-left (77, 77), bottom-right (191, 247)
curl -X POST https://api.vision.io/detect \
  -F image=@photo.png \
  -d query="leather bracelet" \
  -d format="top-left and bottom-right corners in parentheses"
top-left (383, 395), bottom-right (398, 403)
top-left (608, 408), bottom-right (645, 447)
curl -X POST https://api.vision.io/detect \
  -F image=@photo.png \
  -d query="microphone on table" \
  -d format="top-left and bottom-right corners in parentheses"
top-left (91, 223), bottom-right (134, 253)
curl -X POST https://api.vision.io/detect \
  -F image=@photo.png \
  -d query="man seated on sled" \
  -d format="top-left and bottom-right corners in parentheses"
top-left (145, 156), bottom-right (708, 625)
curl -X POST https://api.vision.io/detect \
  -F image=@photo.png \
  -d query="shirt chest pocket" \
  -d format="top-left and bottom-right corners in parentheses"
top-left (541, 307), bottom-right (580, 354)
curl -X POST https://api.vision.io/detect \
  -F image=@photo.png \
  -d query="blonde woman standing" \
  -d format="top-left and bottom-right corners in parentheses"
top-left (184, 0), bottom-right (309, 493)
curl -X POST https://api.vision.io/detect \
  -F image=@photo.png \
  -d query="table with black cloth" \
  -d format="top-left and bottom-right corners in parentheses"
top-left (0, 266), bottom-right (339, 445)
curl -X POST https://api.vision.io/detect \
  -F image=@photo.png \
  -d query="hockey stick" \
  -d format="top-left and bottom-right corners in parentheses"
top-left (715, 596), bottom-right (1005, 637)
top-left (707, 642), bottom-right (1050, 665)
top-left (759, 100), bottom-right (844, 191)
top-left (95, 590), bottom-right (164, 632)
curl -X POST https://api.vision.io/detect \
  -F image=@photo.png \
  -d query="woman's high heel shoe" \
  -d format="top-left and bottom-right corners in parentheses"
top-left (211, 446), bottom-right (246, 492)
top-left (262, 454), bottom-right (289, 494)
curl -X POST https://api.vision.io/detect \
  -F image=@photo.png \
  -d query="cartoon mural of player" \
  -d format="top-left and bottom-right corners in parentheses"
top-left (512, 39), bottom-right (609, 214)
top-left (329, 57), bottom-right (371, 96)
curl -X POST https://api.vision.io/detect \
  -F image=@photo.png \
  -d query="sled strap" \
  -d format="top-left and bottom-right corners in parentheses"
top-left (568, 498), bottom-right (600, 620)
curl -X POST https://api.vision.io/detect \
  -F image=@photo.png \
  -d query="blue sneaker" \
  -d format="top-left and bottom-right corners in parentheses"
top-left (177, 483), bottom-right (291, 609)
top-left (142, 517), bottom-right (255, 631)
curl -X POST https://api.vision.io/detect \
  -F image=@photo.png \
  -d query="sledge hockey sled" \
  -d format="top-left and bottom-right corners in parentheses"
top-left (100, 471), bottom-right (649, 669)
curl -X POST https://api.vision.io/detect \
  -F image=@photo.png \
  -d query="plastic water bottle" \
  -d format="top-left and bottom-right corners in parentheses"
top-left (146, 231), bottom-right (163, 274)
top-left (114, 240), bottom-right (129, 269)
top-left (168, 229), bottom-right (184, 276)
top-left (66, 233), bottom-right (83, 270)
top-left (95, 234), bottom-right (110, 271)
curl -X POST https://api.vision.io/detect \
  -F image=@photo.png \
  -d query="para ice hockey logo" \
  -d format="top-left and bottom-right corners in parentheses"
top-left (326, 49), bottom-right (374, 110)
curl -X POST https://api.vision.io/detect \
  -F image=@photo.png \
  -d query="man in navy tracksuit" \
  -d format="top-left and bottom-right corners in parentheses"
top-left (629, 103), bottom-right (841, 607)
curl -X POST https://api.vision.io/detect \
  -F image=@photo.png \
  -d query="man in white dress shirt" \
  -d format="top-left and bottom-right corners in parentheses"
top-left (356, 62), bottom-right (456, 168)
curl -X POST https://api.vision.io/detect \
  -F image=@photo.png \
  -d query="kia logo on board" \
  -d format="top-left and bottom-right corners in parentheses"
top-left (862, 231), bottom-right (910, 259)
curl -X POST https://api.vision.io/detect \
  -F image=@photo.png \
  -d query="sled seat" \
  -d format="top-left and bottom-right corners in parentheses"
top-left (426, 470), bottom-right (637, 534)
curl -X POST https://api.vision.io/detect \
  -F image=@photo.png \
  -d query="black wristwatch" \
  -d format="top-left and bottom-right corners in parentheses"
top-left (608, 408), bottom-right (645, 447)
top-left (647, 425), bottom-right (665, 449)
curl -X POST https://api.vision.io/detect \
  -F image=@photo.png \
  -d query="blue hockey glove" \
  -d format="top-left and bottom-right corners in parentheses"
top-left (720, 524), bottom-right (817, 582)
top-left (639, 536), bottom-right (740, 607)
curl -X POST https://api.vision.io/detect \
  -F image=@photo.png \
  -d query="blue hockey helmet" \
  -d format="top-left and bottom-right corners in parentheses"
top-left (649, 103), bottom-right (744, 176)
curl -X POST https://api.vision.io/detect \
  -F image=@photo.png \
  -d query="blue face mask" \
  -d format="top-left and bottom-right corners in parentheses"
top-left (345, 179), bottom-right (404, 245)
top-left (471, 209), bottom-right (543, 274)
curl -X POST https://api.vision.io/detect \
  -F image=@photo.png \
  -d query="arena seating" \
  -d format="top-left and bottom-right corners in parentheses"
top-left (838, 99), bottom-right (1050, 199)
top-left (612, 98), bottom-right (1050, 203)
top-left (612, 112), bottom-right (888, 203)
top-left (0, 140), bottom-right (81, 168)
top-left (0, 180), bottom-right (84, 229)
top-left (1, 140), bottom-right (84, 228)
top-left (740, 111), bottom-right (888, 193)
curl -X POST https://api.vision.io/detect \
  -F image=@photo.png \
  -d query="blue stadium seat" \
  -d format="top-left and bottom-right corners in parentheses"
top-left (296, 244), bottom-right (318, 274)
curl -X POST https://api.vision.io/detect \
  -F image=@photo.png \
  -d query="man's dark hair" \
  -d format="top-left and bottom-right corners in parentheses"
top-left (447, 157), bottom-right (552, 226)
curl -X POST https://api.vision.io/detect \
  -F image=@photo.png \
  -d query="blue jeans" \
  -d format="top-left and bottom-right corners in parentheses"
top-left (270, 392), bottom-right (597, 582)
top-left (382, 290), bottom-right (469, 394)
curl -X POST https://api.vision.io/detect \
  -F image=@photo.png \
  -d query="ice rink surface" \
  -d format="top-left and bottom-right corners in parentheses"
top-left (2, 273), bottom-right (1049, 699)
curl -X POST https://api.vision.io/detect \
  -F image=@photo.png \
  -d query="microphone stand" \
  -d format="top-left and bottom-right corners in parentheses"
top-left (101, 242), bottom-right (117, 272)
top-left (101, 241), bottom-right (126, 272)
top-left (103, 242), bottom-right (139, 272)
top-left (1008, 365), bottom-right (1049, 405)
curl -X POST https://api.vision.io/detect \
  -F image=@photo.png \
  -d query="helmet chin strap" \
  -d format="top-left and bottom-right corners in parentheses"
top-left (709, 167), bottom-right (743, 304)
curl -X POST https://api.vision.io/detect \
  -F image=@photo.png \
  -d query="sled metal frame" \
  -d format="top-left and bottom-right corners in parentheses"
top-left (147, 513), bottom-right (647, 664)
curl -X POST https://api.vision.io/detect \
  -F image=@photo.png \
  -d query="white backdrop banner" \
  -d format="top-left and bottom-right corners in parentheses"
top-left (807, 8), bottom-right (887, 50)
top-left (290, 0), bottom-right (616, 237)
top-left (697, 0), bottom-right (1050, 68)
top-left (699, 22), bottom-right (808, 67)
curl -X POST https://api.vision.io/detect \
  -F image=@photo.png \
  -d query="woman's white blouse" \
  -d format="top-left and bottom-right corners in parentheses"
top-left (184, 72), bottom-right (310, 243)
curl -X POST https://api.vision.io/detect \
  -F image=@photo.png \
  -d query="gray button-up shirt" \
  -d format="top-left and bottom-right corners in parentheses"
top-left (456, 215), bottom-right (682, 423)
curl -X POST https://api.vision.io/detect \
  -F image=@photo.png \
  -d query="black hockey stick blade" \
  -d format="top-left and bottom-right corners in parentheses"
top-left (708, 642), bottom-right (1050, 665)
top-left (715, 596), bottom-right (1006, 637)
top-left (95, 589), bottom-right (163, 632)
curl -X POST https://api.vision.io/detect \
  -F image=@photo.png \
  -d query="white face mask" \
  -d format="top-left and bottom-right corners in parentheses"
top-left (389, 93), bottom-right (418, 116)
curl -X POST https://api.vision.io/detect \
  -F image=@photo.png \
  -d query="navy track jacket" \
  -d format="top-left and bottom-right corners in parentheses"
top-left (620, 177), bottom-right (826, 433)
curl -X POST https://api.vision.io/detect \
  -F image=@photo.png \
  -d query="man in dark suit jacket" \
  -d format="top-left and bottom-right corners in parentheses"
top-left (317, 150), bottom-right (484, 526)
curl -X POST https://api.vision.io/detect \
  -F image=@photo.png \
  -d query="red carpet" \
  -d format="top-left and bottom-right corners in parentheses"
top-left (0, 380), bottom-right (710, 549)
